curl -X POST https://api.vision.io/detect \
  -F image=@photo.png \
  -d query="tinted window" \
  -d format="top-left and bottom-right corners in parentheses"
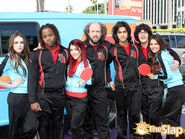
top-left (161, 35), bottom-right (170, 47)
top-left (0, 23), bottom-right (39, 55)
top-left (169, 35), bottom-right (176, 48)
top-left (176, 35), bottom-right (185, 48)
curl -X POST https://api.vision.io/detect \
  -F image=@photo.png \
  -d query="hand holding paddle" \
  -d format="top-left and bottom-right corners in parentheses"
top-left (148, 73), bottom-right (155, 80)
top-left (138, 64), bottom-right (151, 76)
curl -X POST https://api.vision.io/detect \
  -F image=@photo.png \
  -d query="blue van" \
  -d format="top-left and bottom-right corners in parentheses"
top-left (0, 12), bottom-right (136, 126)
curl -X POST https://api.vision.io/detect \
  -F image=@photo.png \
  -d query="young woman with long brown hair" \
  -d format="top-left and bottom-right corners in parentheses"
top-left (1, 32), bottom-right (30, 139)
top-left (148, 34), bottom-right (185, 139)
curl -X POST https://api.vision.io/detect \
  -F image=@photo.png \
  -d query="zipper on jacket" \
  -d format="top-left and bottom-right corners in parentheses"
top-left (122, 83), bottom-right (125, 89)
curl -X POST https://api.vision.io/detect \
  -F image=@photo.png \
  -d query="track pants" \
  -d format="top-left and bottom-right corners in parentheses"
top-left (38, 92), bottom-right (66, 139)
top-left (84, 86), bottom-right (110, 139)
top-left (22, 109), bottom-right (38, 139)
top-left (142, 86), bottom-right (163, 139)
top-left (7, 92), bottom-right (29, 139)
top-left (160, 85), bottom-right (185, 139)
top-left (115, 86), bottom-right (142, 139)
top-left (66, 96), bottom-right (87, 139)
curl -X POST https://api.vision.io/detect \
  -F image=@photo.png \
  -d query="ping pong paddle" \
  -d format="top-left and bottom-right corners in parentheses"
top-left (139, 64), bottom-right (151, 76)
top-left (80, 68), bottom-right (93, 81)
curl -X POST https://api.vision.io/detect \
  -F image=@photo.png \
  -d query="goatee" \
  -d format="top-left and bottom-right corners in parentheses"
top-left (89, 38), bottom-right (101, 45)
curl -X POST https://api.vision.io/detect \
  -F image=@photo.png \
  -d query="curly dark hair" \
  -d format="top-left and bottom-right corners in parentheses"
top-left (112, 21), bottom-right (132, 43)
top-left (84, 22), bottom-right (107, 43)
top-left (134, 23), bottom-right (152, 43)
top-left (38, 23), bottom-right (61, 48)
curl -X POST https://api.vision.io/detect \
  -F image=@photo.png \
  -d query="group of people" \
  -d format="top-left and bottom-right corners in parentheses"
top-left (0, 21), bottom-right (185, 139)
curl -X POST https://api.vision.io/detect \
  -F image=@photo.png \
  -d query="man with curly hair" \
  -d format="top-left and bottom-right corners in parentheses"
top-left (83, 22), bottom-right (112, 139)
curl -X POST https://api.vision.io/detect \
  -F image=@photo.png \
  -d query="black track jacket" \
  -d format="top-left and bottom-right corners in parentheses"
top-left (84, 40), bottom-right (112, 87)
top-left (28, 45), bottom-right (68, 104)
top-left (107, 42), bottom-right (140, 89)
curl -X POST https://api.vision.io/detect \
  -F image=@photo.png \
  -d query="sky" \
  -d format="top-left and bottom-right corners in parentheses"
top-left (0, 0), bottom-right (106, 13)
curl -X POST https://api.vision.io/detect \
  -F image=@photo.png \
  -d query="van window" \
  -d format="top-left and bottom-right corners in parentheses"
top-left (176, 35), bottom-right (185, 48)
top-left (161, 35), bottom-right (169, 46)
top-left (0, 22), bottom-right (39, 55)
top-left (169, 35), bottom-right (176, 48)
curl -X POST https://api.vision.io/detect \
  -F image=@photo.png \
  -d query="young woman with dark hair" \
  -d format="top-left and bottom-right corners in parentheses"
top-left (28, 23), bottom-right (68, 139)
top-left (1, 32), bottom-right (30, 139)
top-left (148, 34), bottom-right (185, 139)
top-left (66, 39), bottom-right (92, 139)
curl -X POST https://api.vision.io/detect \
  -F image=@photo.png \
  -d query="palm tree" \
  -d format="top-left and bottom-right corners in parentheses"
top-left (91, 0), bottom-right (97, 14)
top-left (65, 5), bottom-right (73, 13)
top-left (36, 0), bottom-right (45, 11)
top-left (104, 0), bottom-right (107, 14)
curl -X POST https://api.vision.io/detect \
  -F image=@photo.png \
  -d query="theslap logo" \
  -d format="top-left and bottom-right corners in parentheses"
top-left (135, 121), bottom-right (184, 137)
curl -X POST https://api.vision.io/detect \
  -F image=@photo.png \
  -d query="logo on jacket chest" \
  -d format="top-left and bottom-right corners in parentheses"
top-left (97, 52), bottom-right (105, 60)
top-left (130, 50), bottom-right (137, 58)
top-left (58, 53), bottom-right (66, 63)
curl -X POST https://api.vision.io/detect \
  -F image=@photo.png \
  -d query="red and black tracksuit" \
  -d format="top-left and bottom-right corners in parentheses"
top-left (136, 44), bottom-right (181, 139)
top-left (107, 42), bottom-right (142, 139)
top-left (83, 40), bottom-right (111, 139)
top-left (28, 45), bottom-right (68, 139)
top-left (137, 44), bottom-right (163, 139)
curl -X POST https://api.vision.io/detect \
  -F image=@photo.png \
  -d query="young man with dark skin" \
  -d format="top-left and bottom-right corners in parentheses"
top-left (134, 23), bottom-right (181, 139)
top-left (28, 24), bottom-right (68, 139)
top-left (108, 21), bottom-right (142, 139)
top-left (83, 22), bottom-right (112, 139)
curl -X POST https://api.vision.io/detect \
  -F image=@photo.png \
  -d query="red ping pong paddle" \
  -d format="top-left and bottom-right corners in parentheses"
top-left (139, 64), bottom-right (151, 76)
top-left (80, 68), bottom-right (93, 81)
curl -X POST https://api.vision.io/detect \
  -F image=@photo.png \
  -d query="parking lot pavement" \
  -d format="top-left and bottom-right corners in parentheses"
top-left (1, 108), bottom-right (185, 139)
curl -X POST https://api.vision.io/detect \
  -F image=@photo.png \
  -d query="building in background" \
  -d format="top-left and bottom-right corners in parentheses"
top-left (108, 0), bottom-right (143, 20)
top-left (108, 0), bottom-right (185, 29)
top-left (143, 0), bottom-right (185, 29)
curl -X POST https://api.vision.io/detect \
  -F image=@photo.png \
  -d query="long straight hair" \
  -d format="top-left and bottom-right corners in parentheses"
top-left (149, 34), bottom-right (167, 74)
top-left (68, 39), bottom-right (89, 77)
top-left (8, 32), bottom-right (30, 77)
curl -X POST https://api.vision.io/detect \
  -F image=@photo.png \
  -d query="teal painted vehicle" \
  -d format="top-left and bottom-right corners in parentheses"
top-left (0, 12), bottom-right (136, 126)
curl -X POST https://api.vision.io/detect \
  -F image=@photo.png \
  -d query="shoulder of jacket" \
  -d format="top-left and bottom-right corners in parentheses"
top-left (103, 40), bottom-right (114, 48)
top-left (30, 49), bottom-right (40, 56)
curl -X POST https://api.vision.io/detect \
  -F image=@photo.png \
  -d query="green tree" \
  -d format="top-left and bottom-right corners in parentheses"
top-left (82, 3), bottom-right (108, 14)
